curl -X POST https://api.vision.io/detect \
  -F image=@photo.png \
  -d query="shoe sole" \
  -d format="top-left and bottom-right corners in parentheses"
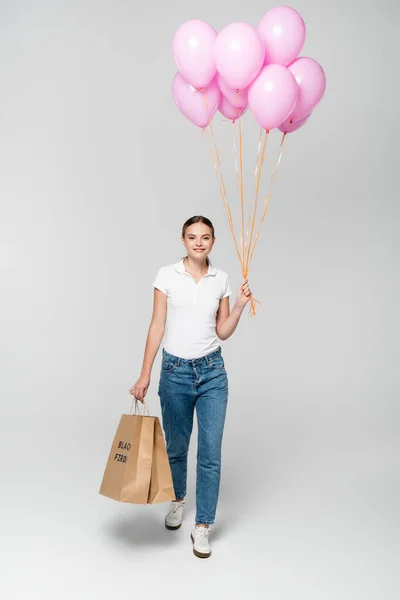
top-left (165, 521), bottom-right (182, 530)
top-left (190, 533), bottom-right (211, 558)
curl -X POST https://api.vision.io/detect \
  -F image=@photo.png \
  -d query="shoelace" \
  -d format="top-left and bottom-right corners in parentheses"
top-left (196, 527), bottom-right (209, 545)
top-left (171, 502), bottom-right (184, 515)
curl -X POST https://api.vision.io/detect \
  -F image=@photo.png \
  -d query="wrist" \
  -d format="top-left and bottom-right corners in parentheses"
top-left (233, 301), bottom-right (246, 314)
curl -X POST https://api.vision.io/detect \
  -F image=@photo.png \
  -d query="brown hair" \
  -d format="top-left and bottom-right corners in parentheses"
top-left (181, 215), bottom-right (215, 239)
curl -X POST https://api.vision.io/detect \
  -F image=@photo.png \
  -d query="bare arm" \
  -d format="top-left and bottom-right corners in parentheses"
top-left (129, 288), bottom-right (167, 401)
top-left (216, 278), bottom-right (251, 341)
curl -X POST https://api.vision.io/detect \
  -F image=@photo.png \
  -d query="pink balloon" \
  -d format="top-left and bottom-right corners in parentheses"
top-left (172, 72), bottom-right (221, 128)
top-left (214, 23), bottom-right (265, 90)
top-left (258, 6), bottom-right (306, 66)
top-left (217, 74), bottom-right (249, 109)
top-left (288, 57), bottom-right (326, 122)
top-left (248, 64), bottom-right (298, 131)
top-left (172, 20), bottom-right (217, 89)
top-left (218, 96), bottom-right (248, 122)
top-left (279, 112), bottom-right (312, 134)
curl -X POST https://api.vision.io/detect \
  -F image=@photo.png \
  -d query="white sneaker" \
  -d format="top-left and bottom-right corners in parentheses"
top-left (165, 500), bottom-right (185, 530)
top-left (190, 525), bottom-right (211, 558)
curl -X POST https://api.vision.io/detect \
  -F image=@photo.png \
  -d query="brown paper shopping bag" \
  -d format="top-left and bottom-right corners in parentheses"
top-left (148, 417), bottom-right (176, 504)
top-left (99, 399), bottom-right (175, 504)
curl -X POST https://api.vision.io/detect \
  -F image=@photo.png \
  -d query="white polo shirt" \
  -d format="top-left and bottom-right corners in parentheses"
top-left (152, 259), bottom-right (232, 359)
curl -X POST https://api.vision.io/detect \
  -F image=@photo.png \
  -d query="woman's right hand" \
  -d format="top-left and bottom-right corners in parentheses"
top-left (129, 375), bottom-right (150, 403)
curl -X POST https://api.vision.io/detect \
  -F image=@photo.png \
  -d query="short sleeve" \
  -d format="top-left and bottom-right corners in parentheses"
top-left (221, 274), bottom-right (232, 299)
top-left (152, 267), bottom-right (168, 295)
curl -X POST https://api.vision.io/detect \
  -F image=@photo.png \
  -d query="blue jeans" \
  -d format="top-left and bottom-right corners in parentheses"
top-left (158, 346), bottom-right (229, 526)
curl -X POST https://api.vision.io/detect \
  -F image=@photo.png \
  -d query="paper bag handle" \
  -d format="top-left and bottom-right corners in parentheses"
top-left (129, 397), bottom-right (150, 416)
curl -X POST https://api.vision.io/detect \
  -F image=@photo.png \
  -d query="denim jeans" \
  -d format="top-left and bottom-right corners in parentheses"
top-left (158, 346), bottom-right (229, 526)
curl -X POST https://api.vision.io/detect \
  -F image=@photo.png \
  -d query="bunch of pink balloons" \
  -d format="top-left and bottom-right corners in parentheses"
top-left (172, 6), bottom-right (326, 133)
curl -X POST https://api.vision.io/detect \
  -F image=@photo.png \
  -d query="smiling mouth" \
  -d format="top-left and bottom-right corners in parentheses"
top-left (194, 249), bottom-right (205, 252)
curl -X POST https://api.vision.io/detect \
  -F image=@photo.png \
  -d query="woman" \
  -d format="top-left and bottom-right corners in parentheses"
top-left (129, 215), bottom-right (251, 559)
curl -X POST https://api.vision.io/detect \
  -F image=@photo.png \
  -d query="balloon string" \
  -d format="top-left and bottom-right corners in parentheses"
top-left (204, 98), bottom-right (261, 315)
top-left (245, 129), bottom-right (269, 276)
top-left (254, 128), bottom-right (263, 182)
top-left (231, 117), bottom-right (257, 317)
top-left (245, 210), bottom-right (252, 265)
top-left (249, 133), bottom-right (287, 265)
top-left (232, 120), bottom-right (239, 193)
top-left (239, 119), bottom-right (245, 269)
top-left (207, 121), bottom-right (244, 272)
top-left (246, 128), bottom-right (263, 267)
top-left (242, 128), bottom-right (268, 317)
top-left (237, 119), bottom-right (259, 317)
top-left (244, 128), bottom-right (262, 279)
top-left (203, 93), bottom-right (244, 272)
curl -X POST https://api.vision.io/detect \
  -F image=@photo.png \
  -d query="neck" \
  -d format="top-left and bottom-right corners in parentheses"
top-left (184, 256), bottom-right (209, 274)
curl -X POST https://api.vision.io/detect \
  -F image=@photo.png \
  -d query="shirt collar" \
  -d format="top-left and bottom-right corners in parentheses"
top-left (174, 258), bottom-right (217, 276)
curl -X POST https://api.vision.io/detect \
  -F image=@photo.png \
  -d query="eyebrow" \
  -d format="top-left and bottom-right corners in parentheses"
top-left (187, 234), bottom-right (210, 236)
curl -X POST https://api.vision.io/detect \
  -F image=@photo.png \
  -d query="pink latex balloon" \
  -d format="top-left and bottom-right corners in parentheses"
top-left (258, 6), bottom-right (306, 66)
top-left (279, 112), bottom-right (312, 134)
top-left (217, 74), bottom-right (249, 109)
top-left (172, 20), bottom-right (217, 89)
top-left (214, 23), bottom-right (265, 90)
top-left (218, 96), bottom-right (248, 122)
top-left (288, 57), bottom-right (326, 122)
top-left (172, 72), bottom-right (221, 128)
top-left (248, 64), bottom-right (298, 130)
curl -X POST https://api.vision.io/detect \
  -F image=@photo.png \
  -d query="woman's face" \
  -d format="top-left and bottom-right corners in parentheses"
top-left (182, 223), bottom-right (215, 262)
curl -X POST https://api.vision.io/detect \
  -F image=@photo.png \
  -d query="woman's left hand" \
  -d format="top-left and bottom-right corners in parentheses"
top-left (236, 279), bottom-right (252, 308)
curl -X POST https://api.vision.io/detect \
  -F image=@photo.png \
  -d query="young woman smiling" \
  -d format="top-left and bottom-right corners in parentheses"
top-left (130, 215), bottom-right (251, 558)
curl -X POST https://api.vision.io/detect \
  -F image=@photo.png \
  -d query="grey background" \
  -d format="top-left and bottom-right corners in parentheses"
top-left (1, 0), bottom-right (399, 598)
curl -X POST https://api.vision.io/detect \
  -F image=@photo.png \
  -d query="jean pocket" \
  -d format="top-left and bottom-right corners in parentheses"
top-left (161, 359), bottom-right (178, 373)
